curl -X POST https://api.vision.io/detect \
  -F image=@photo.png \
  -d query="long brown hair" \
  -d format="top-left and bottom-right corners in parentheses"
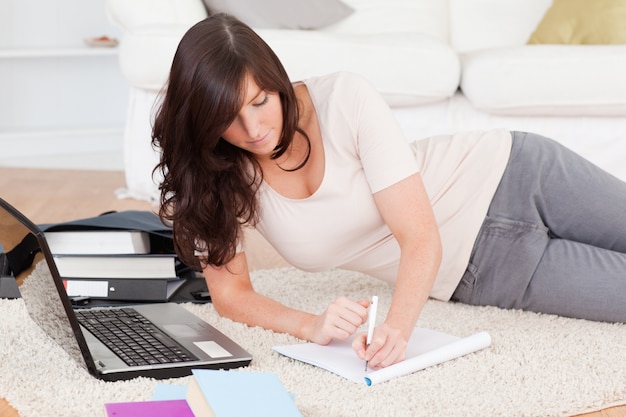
top-left (152, 14), bottom-right (305, 269)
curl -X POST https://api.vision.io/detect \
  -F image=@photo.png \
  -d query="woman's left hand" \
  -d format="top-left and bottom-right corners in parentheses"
top-left (352, 322), bottom-right (408, 369)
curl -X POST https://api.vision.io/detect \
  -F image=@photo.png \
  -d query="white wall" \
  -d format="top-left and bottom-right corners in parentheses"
top-left (0, 0), bottom-right (130, 170)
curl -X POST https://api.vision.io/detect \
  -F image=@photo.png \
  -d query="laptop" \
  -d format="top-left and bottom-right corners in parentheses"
top-left (0, 197), bottom-right (252, 381)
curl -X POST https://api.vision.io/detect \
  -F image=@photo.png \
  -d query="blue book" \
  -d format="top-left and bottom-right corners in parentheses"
top-left (186, 369), bottom-right (302, 417)
top-left (152, 384), bottom-right (188, 401)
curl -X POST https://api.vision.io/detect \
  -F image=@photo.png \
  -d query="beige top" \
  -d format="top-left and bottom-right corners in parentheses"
top-left (254, 72), bottom-right (512, 300)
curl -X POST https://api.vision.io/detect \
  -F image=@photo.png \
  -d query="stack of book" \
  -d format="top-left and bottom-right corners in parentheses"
top-left (104, 369), bottom-right (303, 416)
top-left (45, 229), bottom-right (186, 302)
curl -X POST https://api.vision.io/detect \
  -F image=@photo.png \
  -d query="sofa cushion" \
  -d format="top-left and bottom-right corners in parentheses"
top-left (257, 30), bottom-right (460, 106)
top-left (528, 0), bottom-right (626, 45)
top-left (106, 0), bottom-right (207, 28)
top-left (202, 0), bottom-right (354, 29)
top-left (460, 45), bottom-right (626, 116)
top-left (449, 0), bottom-right (551, 53)
top-left (325, 0), bottom-right (449, 42)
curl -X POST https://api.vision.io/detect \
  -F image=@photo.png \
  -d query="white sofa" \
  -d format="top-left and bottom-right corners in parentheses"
top-left (106, 0), bottom-right (626, 203)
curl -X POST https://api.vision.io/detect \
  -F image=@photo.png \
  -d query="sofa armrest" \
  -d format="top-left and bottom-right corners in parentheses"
top-left (118, 23), bottom-right (194, 89)
top-left (105, 0), bottom-right (207, 30)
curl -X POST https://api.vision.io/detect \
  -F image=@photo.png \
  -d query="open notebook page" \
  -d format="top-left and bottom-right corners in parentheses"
top-left (273, 328), bottom-right (491, 386)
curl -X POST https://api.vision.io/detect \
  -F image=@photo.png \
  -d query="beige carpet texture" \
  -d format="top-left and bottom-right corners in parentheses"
top-left (1, 267), bottom-right (625, 417)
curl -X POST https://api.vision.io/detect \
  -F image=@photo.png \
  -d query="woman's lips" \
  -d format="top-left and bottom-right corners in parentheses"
top-left (249, 130), bottom-right (271, 146)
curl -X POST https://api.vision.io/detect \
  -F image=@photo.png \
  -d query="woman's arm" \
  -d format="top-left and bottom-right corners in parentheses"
top-left (353, 172), bottom-right (442, 368)
top-left (203, 251), bottom-right (370, 344)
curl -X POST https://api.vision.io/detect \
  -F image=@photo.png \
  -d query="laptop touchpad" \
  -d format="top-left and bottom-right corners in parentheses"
top-left (194, 341), bottom-right (233, 358)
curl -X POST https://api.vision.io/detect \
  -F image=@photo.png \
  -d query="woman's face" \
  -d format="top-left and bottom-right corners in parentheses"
top-left (221, 75), bottom-right (283, 161)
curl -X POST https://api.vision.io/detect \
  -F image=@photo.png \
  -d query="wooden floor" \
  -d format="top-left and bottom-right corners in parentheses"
top-left (0, 167), bottom-right (154, 224)
top-left (0, 167), bottom-right (624, 417)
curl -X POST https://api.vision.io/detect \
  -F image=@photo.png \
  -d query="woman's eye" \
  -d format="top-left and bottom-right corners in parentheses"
top-left (254, 94), bottom-right (269, 107)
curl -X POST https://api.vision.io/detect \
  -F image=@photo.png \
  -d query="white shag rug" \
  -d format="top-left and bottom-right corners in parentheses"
top-left (1, 267), bottom-right (625, 417)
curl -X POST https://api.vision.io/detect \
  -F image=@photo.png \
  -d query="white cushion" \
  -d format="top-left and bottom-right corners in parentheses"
top-left (326, 0), bottom-right (449, 42)
top-left (106, 0), bottom-right (207, 28)
top-left (258, 30), bottom-right (460, 106)
top-left (448, 0), bottom-right (551, 52)
top-left (460, 45), bottom-right (626, 116)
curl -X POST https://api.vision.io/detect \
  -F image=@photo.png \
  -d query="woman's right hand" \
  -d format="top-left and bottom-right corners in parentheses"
top-left (308, 297), bottom-right (370, 345)
top-left (205, 253), bottom-right (371, 344)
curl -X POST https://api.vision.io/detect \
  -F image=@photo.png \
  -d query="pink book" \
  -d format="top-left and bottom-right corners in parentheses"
top-left (105, 399), bottom-right (194, 416)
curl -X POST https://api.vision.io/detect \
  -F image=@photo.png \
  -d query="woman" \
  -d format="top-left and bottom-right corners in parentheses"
top-left (152, 14), bottom-right (626, 369)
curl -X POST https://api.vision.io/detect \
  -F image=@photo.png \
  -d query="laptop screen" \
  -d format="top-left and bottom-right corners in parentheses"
top-left (0, 199), bottom-right (96, 373)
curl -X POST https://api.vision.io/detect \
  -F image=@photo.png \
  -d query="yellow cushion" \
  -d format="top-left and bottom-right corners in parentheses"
top-left (528, 0), bottom-right (626, 44)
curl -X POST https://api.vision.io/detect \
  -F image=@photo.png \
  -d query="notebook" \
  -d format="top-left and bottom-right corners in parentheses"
top-left (0, 197), bottom-right (252, 381)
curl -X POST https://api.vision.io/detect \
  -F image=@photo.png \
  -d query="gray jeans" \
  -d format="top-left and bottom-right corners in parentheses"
top-left (451, 131), bottom-right (626, 323)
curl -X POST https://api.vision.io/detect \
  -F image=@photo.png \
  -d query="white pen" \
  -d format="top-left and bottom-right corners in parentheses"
top-left (365, 295), bottom-right (378, 371)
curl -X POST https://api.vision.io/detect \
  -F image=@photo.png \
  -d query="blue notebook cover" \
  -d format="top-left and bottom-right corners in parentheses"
top-left (187, 369), bottom-right (302, 416)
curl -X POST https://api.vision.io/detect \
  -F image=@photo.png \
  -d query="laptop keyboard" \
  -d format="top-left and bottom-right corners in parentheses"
top-left (76, 308), bottom-right (197, 367)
